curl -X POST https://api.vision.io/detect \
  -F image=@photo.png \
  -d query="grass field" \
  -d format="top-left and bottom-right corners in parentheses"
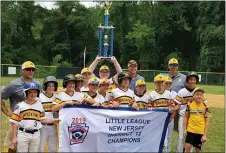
top-left (1, 77), bottom-right (225, 95)
top-left (1, 76), bottom-right (225, 152)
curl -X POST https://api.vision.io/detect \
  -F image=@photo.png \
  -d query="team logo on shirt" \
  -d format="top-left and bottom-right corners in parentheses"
top-left (68, 123), bottom-right (89, 145)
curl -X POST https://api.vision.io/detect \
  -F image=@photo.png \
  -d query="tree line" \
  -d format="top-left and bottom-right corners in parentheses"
top-left (1, 1), bottom-right (225, 72)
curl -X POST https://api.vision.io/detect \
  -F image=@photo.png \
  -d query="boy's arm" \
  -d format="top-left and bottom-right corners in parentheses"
top-left (83, 98), bottom-right (95, 105)
top-left (202, 113), bottom-right (210, 142)
top-left (89, 56), bottom-right (103, 73)
top-left (184, 106), bottom-right (190, 134)
top-left (11, 123), bottom-right (18, 149)
top-left (110, 56), bottom-right (122, 76)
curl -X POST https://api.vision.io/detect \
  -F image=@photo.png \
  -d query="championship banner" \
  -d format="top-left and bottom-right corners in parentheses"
top-left (59, 105), bottom-right (171, 152)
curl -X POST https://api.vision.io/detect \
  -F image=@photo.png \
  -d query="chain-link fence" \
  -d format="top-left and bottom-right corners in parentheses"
top-left (1, 64), bottom-right (225, 85)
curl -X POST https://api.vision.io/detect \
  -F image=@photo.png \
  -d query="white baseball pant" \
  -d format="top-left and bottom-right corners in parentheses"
top-left (17, 129), bottom-right (40, 152)
top-left (164, 118), bottom-right (174, 153)
top-left (176, 115), bottom-right (184, 153)
top-left (38, 124), bottom-right (58, 152)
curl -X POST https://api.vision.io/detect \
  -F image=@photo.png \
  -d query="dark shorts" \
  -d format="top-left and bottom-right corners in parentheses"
top-left (185, 132), bottom-right (203, 150)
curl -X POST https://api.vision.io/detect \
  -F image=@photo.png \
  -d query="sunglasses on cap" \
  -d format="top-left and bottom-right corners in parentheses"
top-left (24, 68), bottom-right (36, 72)
top-left (169, 64), bottom-right (178, 67)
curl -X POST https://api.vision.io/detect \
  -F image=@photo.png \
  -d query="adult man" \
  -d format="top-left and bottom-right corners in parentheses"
top-left (127, 60), bottom-right (144, 92)
top-left (1, 61), bottom-right (41, 153)
top-left (168, 58), bottom-right (186, 92)
top-left (167, 58), bottom-right (186, 133)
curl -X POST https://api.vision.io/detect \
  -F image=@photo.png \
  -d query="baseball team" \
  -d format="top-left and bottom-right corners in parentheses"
top-left (1, 56), bottom-right (211, 153)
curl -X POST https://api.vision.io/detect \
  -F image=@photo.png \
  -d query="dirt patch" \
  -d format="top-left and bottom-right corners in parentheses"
top-left (204, 94), bottom-right (224, 108)
top-left (57, 88), bottom-right (224, 108)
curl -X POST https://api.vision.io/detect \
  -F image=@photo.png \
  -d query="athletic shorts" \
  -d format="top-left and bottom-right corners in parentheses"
top-left (185, 132), bottom-right (203, 150)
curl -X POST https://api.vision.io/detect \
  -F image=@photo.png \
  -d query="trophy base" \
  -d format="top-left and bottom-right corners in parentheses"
top-left (100, 57), bottom-right (112, 59)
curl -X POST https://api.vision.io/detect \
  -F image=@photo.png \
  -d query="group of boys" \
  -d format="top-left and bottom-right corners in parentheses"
top-left (1, 57), bottom-right (211, 153)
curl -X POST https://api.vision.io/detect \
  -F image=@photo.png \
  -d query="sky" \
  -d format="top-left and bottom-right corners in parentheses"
top-left (34, 1), bottom-right (97, 9)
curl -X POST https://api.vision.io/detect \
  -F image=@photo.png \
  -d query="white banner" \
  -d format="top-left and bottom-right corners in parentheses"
top-left (59, 105), bottom-right (170, 152)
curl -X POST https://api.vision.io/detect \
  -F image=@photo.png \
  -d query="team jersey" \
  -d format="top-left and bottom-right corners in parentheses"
top-left (148, 90), bottom-right (172, 109)
top-left (98, 92), bottom-right (111, 107)
top-left (39, 92), bottom-right (56, 119)
top-left (174, 87), bottom-right (207, 116)
top-left (186, 101), bottom-right (209, 134)
top-left (9, 101), bottom-right (46, 130)
top-left (53, 91), bottom-right (87, 105)
top-left (111, 88), bottom-right (135, 108)
top-left (80, 86), bottom-right (89, 94)
top-left (134, 93), bottom-right (149, 109)
top-left (170, 90), bottom-right (177, 99)
top-left (85, 92), bottom-right (105, 104)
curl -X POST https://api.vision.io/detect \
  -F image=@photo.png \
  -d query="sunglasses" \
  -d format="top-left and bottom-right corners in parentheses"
top-left (165, 82), bottom-right (172, 85)
top-left (24, 68), bottom-right (35, 72)
top-left (169, 64), bottom-right (178, 67)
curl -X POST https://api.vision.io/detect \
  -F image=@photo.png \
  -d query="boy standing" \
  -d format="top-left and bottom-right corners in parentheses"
top-left (184, 88), bottom-right (210, 153)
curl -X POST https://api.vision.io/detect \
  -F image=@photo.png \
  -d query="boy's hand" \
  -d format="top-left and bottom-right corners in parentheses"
top-left (53, 118), bottom-right (60, 124)
top-left (11, 137), bottom-right (17, 149)
top-left (183, 131), bottom-right (187, 137)
top-left (147, 107), bottom-right (154, 111)
top-left (169, 116), bottom-right (174, 123)
top-left (65, 101), bottom-right (74, 105)
top-left (132, 103), bottom-right (139, 111)
top-left (91, 102), bottom-right (100, 107)
top-left (112, 101), bottom-right (119, 108)
top-left (7, 110), bottom-right (13, 117)
top-left (201, 135), bottom-right (207, 142)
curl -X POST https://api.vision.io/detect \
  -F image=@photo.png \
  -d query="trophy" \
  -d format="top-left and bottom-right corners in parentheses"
top-left (98, 1), bottom-right (114, 59)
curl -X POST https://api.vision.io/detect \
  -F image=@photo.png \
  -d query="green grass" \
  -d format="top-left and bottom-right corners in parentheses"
top-left (1, 106), bottom-right (224, 152)
top-left (1, 77), bottom-right (224, 95)
top-left (170, 107), bottom-right (225, 152)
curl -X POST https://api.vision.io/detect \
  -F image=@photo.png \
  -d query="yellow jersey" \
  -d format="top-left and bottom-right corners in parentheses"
top-left (186, 101), bottom-right (209, 134)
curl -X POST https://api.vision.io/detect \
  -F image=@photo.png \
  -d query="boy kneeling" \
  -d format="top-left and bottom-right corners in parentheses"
top-left (184, 88), bottom-right (210, 153)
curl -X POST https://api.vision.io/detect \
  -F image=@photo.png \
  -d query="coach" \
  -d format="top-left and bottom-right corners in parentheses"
top-left (127, 60), bottom-right (144, 92)
top-left (168, 58), bottom-right (186, 134)
top-left (1, 61), bottom-right (41, 153)
top-left (168, 58), bottom-right (186, 92)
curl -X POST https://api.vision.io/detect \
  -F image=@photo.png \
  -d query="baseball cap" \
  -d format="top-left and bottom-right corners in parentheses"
top-left (193, 87), bottom-right (205, 95)
top-left (164, 76), bottom-right (172, 83)
top-left (99, 78), bottom-right (110, 86)
top-left (136, 79), bottom-right (146, 86)
top-left (75, 74), bottom-right (84, 81)
top-left (154, 74), bottom-right (165, 82)
top-left (21, 61), bottom-right (36, 70)
top-left (99, 65), bottom-right (110, 72)
top-left (128, 60), bottom-right (137, 67)
top-left (81, 67), bottom-right (91, 74)
top-left (168, 58), bottom-right (179, 65)
top-left (88, 77), bottom-right (100, 85)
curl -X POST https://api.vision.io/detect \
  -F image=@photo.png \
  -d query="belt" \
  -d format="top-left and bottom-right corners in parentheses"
top-left (19, 127), bottom-right (39, 134)
top-left (42, 123), bottom-right (54, 126)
